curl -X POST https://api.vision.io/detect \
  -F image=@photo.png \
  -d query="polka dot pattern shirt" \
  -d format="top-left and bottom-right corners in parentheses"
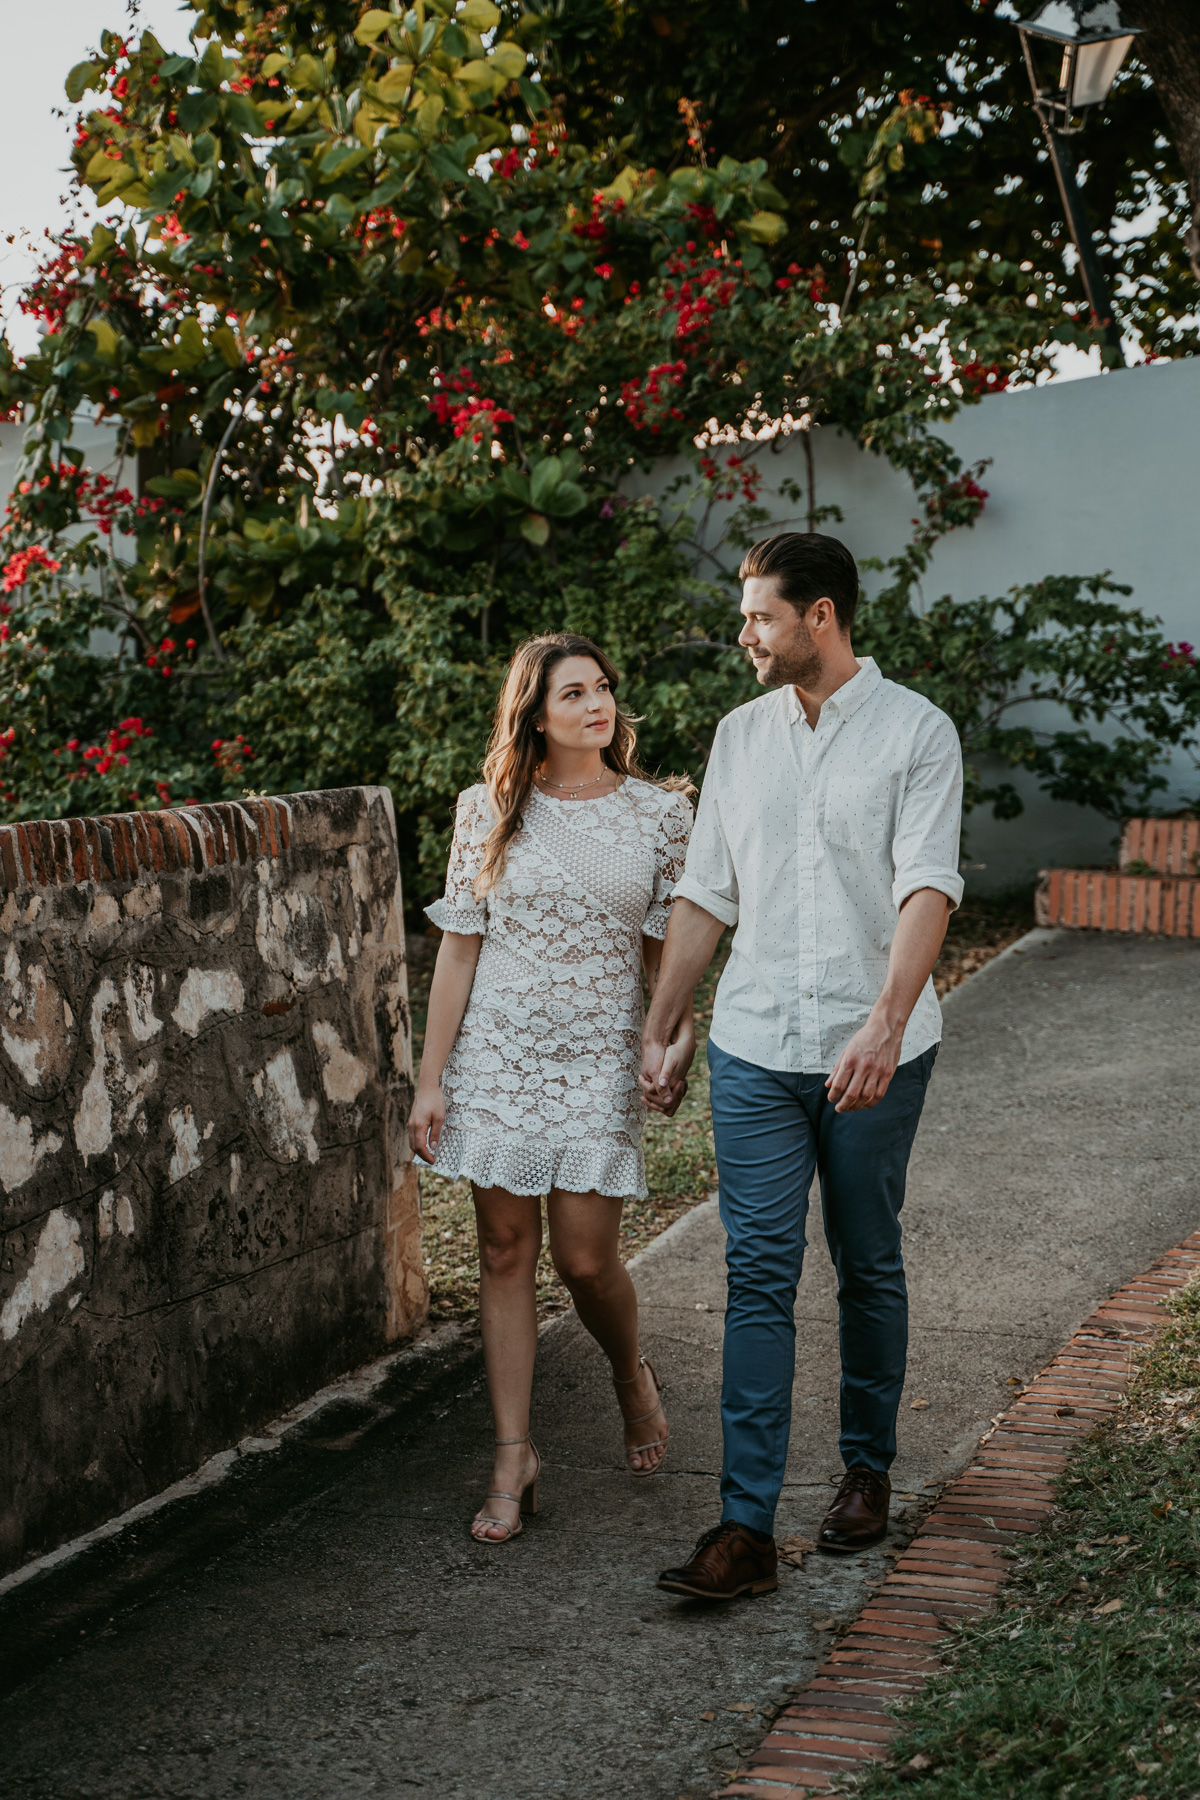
top-left (673, 657), bottom-right (965, 1074)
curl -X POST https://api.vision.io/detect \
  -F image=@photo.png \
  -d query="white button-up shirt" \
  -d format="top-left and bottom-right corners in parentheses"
top-left (673, 657), bottom-right (964, 1073)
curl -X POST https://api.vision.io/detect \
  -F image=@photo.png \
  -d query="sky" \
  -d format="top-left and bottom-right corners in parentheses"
top-left (0, 0), bottom-right (190, 358)
top-left (1, 0), bottom-right (1105, 379)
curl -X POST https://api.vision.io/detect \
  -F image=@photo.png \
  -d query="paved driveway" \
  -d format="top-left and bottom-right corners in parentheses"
top-left (4, 931), bottom-right (1199, 1799)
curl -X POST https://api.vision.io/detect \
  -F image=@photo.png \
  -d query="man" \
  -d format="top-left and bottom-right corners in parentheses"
top-left (643, 531), bottom-right (963, 1601)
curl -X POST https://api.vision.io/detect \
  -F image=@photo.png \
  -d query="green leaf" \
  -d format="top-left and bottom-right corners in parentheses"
top-left (499, 465), bottom-right (531, 505)
top-left (354, 9), bottom-right (395, 44)
top-left (489, 42), bottom-right (527, 79)
top-left (458, 0), bottom-right (501, 27)
top-left (211, 326), bottom-right (241, 368)
top-left (517, 75), bottom-right (548, 114)
top-left (81, 223), bottom-right (117, 269)
top-left (224, 92), bottom-right (265, 138)
top-left (199, 42), bottom-right (228, 90)
top-left (458, 59), bottom-right (500, 89)
top-left (318, 143), bottom-right (373, 183)
top-left (175, 317), bottom-right (206, 367)
top-left (85, 319), bottom-right (120, 361)
top-left (291, 54), bottom-right (327, 93)
top-left (751, 178), bottom-right (788, 211)
top-left (441, 22), bottom-right (468, 59)
top-left (261, 53), bottom-right (291, 78)
top-left (520, 511), bottom-right (550, 546)
top-left (546, 479), bottom-right (586, 518)
top-left (375, 64), bottom-right (415, 104)
top-left (529, 456), bottom-right (561, 509)
top-left (740, 210), bottom-right (787, 245)
top-left (65, 60), bottom-right (104, 104)
top-left (428, 144), bottom-right (467, 183)
top-left (178, 92), bottom-right (220, 134)
top-left (416, 93), bottom-right (446, 143)
top-left (146, 469), bottom-right (203, 499)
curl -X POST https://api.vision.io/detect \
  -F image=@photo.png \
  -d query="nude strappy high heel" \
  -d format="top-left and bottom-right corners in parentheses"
top-left (469, 1435), bottom-right (540, 1544)
top-left (613, 1353), bottom-right (668, 1476)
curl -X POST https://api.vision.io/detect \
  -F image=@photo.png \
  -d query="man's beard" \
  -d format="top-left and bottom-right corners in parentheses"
top-left (746, 615), bottom-right (822, 688)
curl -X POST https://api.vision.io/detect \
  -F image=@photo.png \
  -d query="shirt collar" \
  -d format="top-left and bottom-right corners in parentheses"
top-left (785, 656), bottom-right (881, 726)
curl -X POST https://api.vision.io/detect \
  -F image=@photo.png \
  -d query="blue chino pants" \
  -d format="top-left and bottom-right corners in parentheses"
top-left (708, 1038), bottom-right (938, 1538)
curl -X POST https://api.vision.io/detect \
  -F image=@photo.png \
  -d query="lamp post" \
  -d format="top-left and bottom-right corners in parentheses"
top-left (1013, 1), bottom-right (1141, 363)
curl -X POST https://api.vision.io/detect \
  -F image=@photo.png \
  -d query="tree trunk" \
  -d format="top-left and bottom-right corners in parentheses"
top-left (1122, 0), bottom-right (1200, 284)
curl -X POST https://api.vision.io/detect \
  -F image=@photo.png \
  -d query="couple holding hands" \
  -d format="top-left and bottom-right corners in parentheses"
top-left (409, 530), bottom-right (963, 1600)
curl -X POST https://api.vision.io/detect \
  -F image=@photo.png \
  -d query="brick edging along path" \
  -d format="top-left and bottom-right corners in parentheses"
top-left (720, 1227), bottom-right (1200, 1799)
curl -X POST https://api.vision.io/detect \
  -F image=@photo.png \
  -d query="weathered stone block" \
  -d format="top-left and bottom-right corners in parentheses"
top-left (0, 786), bottom-right (426, 1577)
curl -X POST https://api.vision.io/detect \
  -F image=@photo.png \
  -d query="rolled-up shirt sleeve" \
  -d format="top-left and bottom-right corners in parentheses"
top-left (424, 787), bottom-right (491, 935)
top-left (671, 724), bottom-right (741, 927)
top-left (891, 712), bottom-right (965, 912)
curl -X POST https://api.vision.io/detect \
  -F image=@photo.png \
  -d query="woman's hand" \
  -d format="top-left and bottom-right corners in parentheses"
top-left (408, 1082), bottom-right (446, 1165)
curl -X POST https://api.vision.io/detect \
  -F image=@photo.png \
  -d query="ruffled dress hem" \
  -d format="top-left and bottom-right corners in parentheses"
top-left (431, 1126), bottom-right (648, 1200)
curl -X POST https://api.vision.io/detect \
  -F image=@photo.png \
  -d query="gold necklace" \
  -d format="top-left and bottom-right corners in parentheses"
top-left (536, 767), bottom-right (610, 801)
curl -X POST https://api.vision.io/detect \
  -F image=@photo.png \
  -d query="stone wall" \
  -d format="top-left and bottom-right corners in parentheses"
top-left (0, 786), bottom-right (425, 1578)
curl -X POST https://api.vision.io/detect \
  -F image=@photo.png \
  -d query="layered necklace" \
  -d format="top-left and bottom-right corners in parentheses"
top-left (535, 765), bottom-right (612, 802)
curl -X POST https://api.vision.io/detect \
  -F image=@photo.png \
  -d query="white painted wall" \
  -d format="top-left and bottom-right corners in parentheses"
top-left (638, 357), bottom-right (1200, 892)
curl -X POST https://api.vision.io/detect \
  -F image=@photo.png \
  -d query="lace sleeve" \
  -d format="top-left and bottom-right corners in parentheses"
top-left (424, 787), bottom-right (491, 936)
top-left (643, 789), bottom-right (695, 940)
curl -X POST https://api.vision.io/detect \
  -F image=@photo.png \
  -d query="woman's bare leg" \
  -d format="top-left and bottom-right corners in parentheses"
top-left (472, 1184), bottom-right (542, 1538)
top-left (547, 1189), bottom-right (668, 1472)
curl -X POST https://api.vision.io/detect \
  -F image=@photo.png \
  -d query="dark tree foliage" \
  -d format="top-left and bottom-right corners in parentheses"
top-left (549, 0), bottom-right (1198, 355)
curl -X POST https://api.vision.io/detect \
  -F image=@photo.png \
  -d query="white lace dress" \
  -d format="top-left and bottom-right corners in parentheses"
top-left (424, 778), bottom-right (694, 1198)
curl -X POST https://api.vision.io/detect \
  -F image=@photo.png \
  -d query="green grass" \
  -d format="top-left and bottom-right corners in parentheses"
top-left (856, 1278), bottom-right (1200, 1800)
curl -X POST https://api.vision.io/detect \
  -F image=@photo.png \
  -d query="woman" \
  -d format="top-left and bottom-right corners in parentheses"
top-left (408, 633), bottom-right (695, 1544)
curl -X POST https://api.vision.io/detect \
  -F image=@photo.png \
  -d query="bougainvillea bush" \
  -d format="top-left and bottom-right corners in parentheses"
top-left (1, 0), bottom-right (1197, 899)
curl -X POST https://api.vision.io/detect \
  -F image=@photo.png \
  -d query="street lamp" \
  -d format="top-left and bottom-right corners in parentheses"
top-left (1013, 1), bottom-right (1141, 362)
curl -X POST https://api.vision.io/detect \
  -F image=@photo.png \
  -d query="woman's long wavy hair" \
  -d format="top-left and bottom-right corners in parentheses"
top-left (476, 633), bottom-right (683, 894)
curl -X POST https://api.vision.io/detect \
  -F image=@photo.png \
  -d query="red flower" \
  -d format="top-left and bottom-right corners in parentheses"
top-left (2, 546), bottom-right (62, 592)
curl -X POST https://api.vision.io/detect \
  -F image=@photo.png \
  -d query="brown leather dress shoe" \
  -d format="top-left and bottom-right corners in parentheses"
top-left (817, 1467), bottom-right (891, 1553)
top-left (657, 1520), bottom-right (778, 1600)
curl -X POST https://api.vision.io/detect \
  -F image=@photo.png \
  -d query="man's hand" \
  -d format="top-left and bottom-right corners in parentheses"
top-left (825, 1015), bottom-right (904, 1113)
top-left (826, 888), bottom-right (952, 1113)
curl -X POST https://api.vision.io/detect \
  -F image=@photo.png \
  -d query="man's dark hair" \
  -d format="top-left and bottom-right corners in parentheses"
top-left (738, 532), bottom-right (859, 633)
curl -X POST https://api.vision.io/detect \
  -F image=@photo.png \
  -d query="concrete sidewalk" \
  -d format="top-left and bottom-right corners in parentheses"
top-left (4, 931), bottom-right (1200, 1800)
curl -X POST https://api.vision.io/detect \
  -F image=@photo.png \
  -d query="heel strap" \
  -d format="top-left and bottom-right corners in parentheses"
top-left (612, 1353), bottom-right (647, 1387)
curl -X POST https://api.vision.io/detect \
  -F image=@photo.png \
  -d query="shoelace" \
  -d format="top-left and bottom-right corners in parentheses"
top-left (691, 1519), bottom-right (757, 1555)
top-left (835, 1467), bottom-right (886, 1498)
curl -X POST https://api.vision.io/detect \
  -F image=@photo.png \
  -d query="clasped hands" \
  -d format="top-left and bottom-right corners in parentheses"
top-left (639, 1016), bottom-right (695, 1118)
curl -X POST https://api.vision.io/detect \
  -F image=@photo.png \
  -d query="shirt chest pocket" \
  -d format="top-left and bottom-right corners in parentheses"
top-left (820, 774), bottom-right (893, 857)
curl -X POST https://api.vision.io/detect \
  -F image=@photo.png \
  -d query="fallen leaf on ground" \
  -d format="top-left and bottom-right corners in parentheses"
top-left (699, 1712), bottom-right (714, 1722)
top-left (1095, 1598), bottom-right (1123, 1615)
top-left (910, 1398), bottom-right (931, 1410)
top-left (778, 1534), bottom-right (815, 1566)
top-left (909, 1755), bottom-right (933, 1770)
top-left (726, 1702), bottom-right (756, 1714)
top-left (812, 1616), bottom-right (837, 1630)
